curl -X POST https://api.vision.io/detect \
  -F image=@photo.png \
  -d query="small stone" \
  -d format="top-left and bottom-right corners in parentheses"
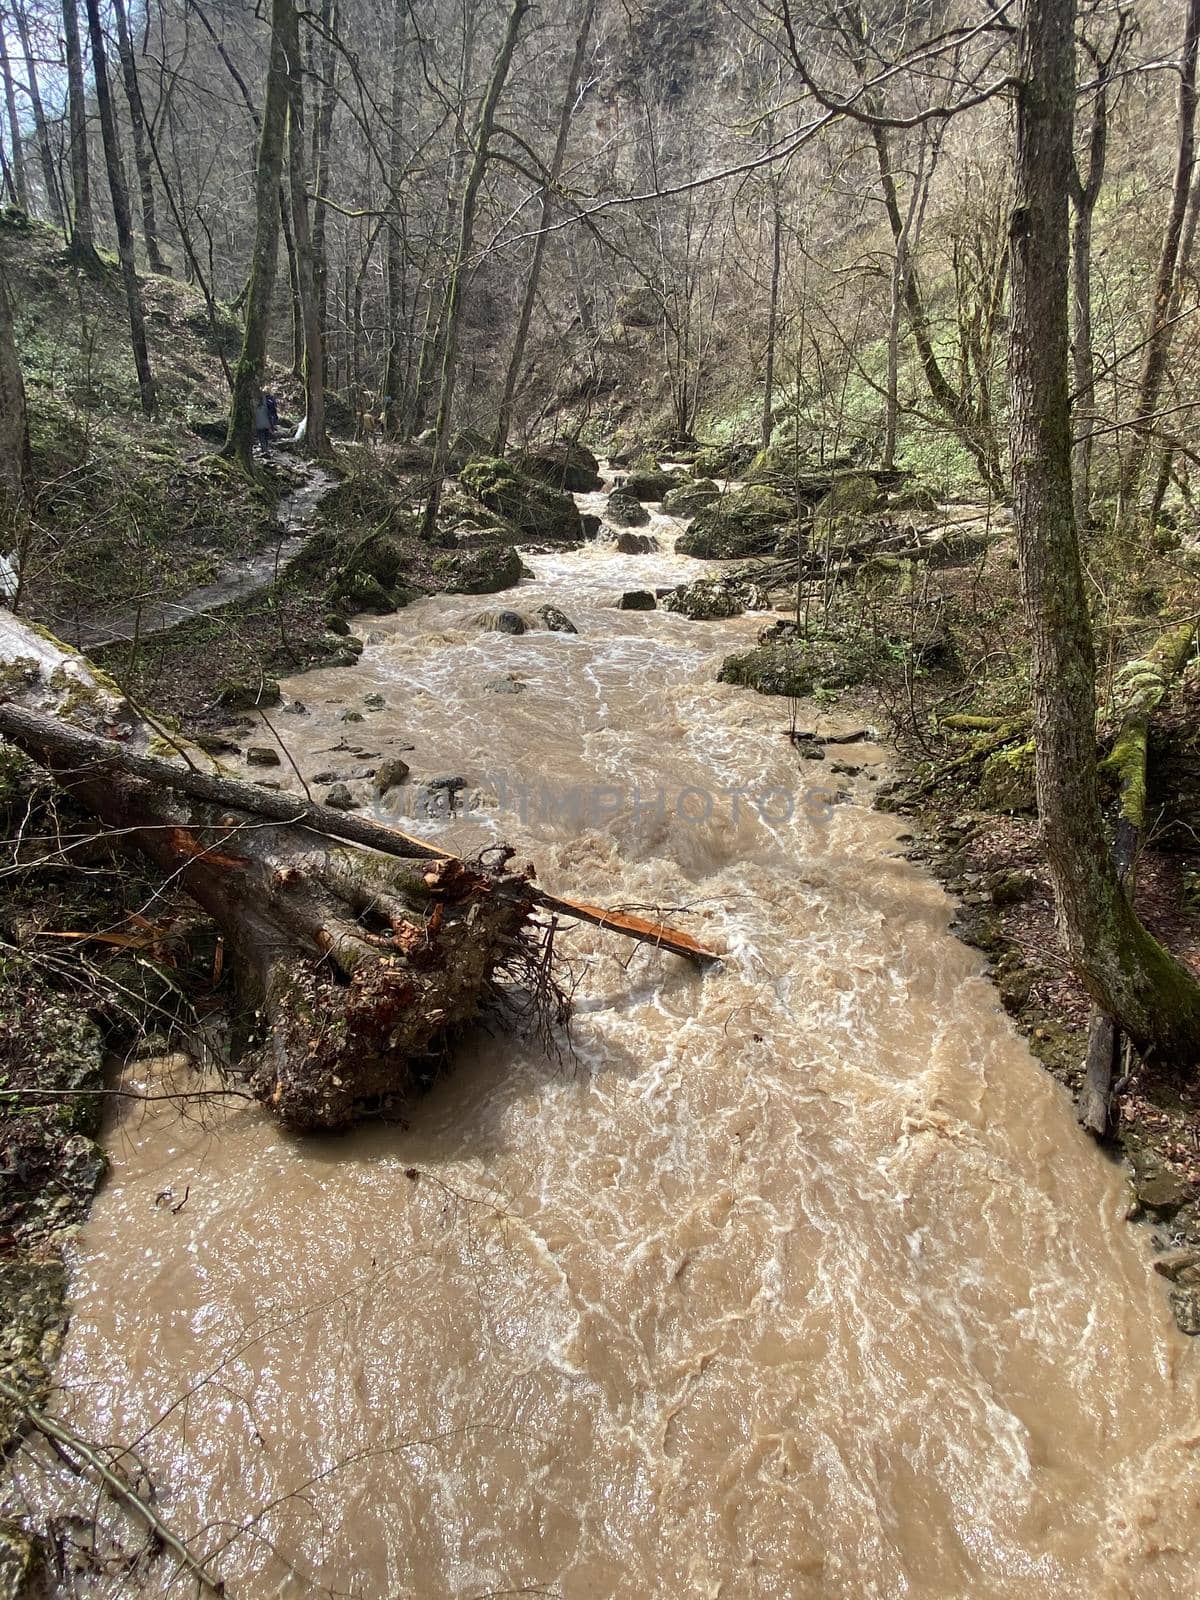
top-left (1153, 1248), bottom-right (1200, 1282)
top-left (473, 609), bottom-right (526, 635)
top-left (374, 757), bottom-right (411, 793)
top-left (325, 614), bottom-right (351, 636)
top-left (312, 769), bottom-right (338, 783)
top-left (281, 701), bottom-right (308, 715)
top-left (218, 678), bottom-right (281, 711)
top-left (1131, 1150), bottom-right (1195, 1217)
top-left (486, 677), bottom-right (526, 695)
top-left (427, 775), bottom-right (467, 794)
top-left (366, 630), bottom-right (387, 645)
top-left (325, 783), bottom-right (358, 810)
top-left (1169, 1288), bottom-right (1200, 1336)
top-left (615, 590), bottom-right (656, 611)
top-left (337, 709), bottom-right (364, 723)
top-left (536, 604), bottom-right (578, 634)
top-left (246, 747), bottom-right (281, 767)
top-left (363, 692), bottom-right (386, 710)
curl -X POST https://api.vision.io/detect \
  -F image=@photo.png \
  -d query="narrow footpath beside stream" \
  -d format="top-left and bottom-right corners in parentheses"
top-left (14, 476), bottom-right (1200, 1599)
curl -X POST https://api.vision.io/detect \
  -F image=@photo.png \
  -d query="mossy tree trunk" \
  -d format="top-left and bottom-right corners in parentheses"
top-left (1010, 0), bottom-right (1200, 1066)
top-left (492, 0), bottom-right (595, 457)
top-left (84, 0), bottom-right (156, 420)
top-left (0, 258), bottom-right (30, 517)
top-left (0, 27), bottom-right (28, 211)
top-left (223, 0), bottom-right (290, 472)
top-left (61, 0), bottom-right (100, 271)
top-left (422, 0), bottom-right (530, 538)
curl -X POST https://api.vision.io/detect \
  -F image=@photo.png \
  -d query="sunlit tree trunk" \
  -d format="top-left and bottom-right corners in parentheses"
top-left (62, 0), bottom-right (99, 269)
top-left (493, 0), bottom-right (595, 455)
top-left (422, 0), bottom-right (529, 537)
top-left (0, 258), bottom-right (29, 515)
top-left (0, 26), bottom-right (29, 211)
top-left (13, 0), bottom-right (64, 230)
top-left (223, 0), bottom-right (289, 472)
top-left (1010, 0), bottom-right (1200, 1064)
top-left (282, 0), bottom-right (328, 455)
top-left (110, 0), bottom-right (167, 273)
top-left (84, 0), bottom-right (156, 418)
top-left (382, 0), bottom-right (407, 434)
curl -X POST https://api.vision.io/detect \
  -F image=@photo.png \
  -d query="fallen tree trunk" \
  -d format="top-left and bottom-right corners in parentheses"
top-left (1077, 618), bottom-right (1198, 1137)
top-left (0, 618), bottom-right (718, 1128)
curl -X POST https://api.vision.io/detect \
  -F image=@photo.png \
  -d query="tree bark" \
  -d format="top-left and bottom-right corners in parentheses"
top-left (281, 0), bottom-right (328, 455)
top-left (0, 256), bottom-right (30, 517)
top-left (309, 0), bottom-right (338, 339)
top-left (222, 0), bottom-right (290, 472)
top-left (493, 0), bottom-right (595, 455)
top-left (12, 0), bottom-right (65, 230)
top-left (110, 0), bottom-right (167, 273)
top-left (382, 0), bottom-right (407, 434)
top-left (61, 0), bottom-right (100, 270)
top-left (1115, 0), bottom-right (1200, 533)
top-left (0, 23), bottom-right (29, 212)
top-left (1010, 0), bottom-right (1200, 1066)
top-left (84, 0), bottom-right (156, 419)
top-left (422, 0), bottom-right (530, 537)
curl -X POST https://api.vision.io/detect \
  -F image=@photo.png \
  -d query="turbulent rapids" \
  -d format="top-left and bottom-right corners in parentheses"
top-left (14, 479), bottom-right (1200, 1598)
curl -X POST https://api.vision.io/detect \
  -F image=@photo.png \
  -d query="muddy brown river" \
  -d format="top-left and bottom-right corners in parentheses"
top-left (15, 481), bottom-right (1200, 1596)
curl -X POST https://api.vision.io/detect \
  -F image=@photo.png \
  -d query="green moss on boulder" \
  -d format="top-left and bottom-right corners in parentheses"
top-left (512, 440), bottom-right (601, 493)
top-left (432, 543), bottom-right (523, 594)
top-left (663, 478), bottom-right (720, 517)
top-left (458, 456), bottom-right (583, 541)
top-left (606, 488), bottom-right (650, 527)
top-left (676, 484), bottom-right (792, 559)
top-left (980, 740), bottom-right (1037, 813)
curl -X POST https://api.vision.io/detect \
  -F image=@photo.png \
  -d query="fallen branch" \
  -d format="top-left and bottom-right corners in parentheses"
top-left (0, 1375), bottom-right (226, 1596)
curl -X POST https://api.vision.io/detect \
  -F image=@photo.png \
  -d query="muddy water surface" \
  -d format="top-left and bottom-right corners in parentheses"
top-left (21, 484), bottom-right (1200, 1597)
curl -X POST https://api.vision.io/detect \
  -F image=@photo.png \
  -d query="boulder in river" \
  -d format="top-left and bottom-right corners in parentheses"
top-left (676, 484), bottom-right (793, 559)
top-left (718, 632), bottom-right (885, 697)
top-left (512, 439), bottom-right (602, 493)
top-left (218, 677), bottom-right (281, 711)
top-left (246, 746), bottom-right (281, 767)
top-left (325, 782), bottom-right (359, 810)
top-left (605, 489), bottom-right (650, 528)
top-left (458, 456), bottom-right (583, 542)
top-left (536, 604), bottom-right (578, 633)
top-left (662, 478), bottom-right (720, 517)
top-left (623, 465), bottom-right (676, 502)
top-left (432, 543), bottom-right (522, 595)
top-left (615, 590), bottom-right (656, 611)
top-left (615, 532), bottom-right (658, 553)
top-left (473, 609), bottom-right (527, 635)
top-left (374, 757), bottom-right (411, 793)
top-left (661, 578), bottom-right (745, 620)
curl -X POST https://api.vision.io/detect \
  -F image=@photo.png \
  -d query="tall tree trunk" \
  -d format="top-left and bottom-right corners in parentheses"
top-left (493, 0), bottom-right (595, 455)
top-left (1069, 80), bottom-right (1107, 534)
top-left (12, 1), bottom-right (64, 229)
top-left (61, 0), bottom-right (99, 269)
top-left (761, 191), bottom-right (783, 452)
top-left (422, 0), bottom-right (529, 537)
top-left (282, 0), bottom-right (328, 455)
top-left (1115, 0), bottom-right (1200, 532)
top-left (0, 24), bottom-right (29, 212)
top-left (110, 0), bottom-right (166, 273)
top-left (84, 0), bottom-right (156, 418)
top-left (222, 0), bottom-right (290, 472)
top-left (309, 0), bottom-right (338, 340)
top-left (382, 0), bottom-right (407, 434)
top-left (1010, 0), bottom-right (1200, 1063)
top-left (0, 257), bottom-right (30, 516)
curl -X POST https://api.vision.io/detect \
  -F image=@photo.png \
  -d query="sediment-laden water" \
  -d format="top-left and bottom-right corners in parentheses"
top-left (16, 480), bottom-right (1200, 1598)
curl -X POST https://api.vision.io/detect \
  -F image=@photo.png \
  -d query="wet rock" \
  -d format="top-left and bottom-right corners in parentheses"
top-left (374, 757), bottom-right (411, 793)
top-left (325, 613), bottom-right (351, 636)
top-left (615, 531), bottom-right (659, 553)
top-left (246, 746), bottom-right (281, 767)
top-left (485, 676), bottom-right (526, 694)
top-left (217, 677), bottom-right (281, 711)
top-left (663, 477), bottom-right (720, 517)
top-left (581, 513), bottom-right (602, 539)
top-left (1153, 1247), bottom-right (1200, 1282)
top-left (366, 630), bottom-right (387, 645)
top-left (473, 609), bottom-right (526, 635)
top-left (193, 732), bottom-right (241, 755)
top-left (615, 590), bottom-right (656, 611)
top-left (661, 578), bottom-right (744, 620)
top-left (718, 633), bottom-right (884, 698)
top-left (330, 571), bottom-right (397, 614)
top-left (458, 456), bottom-right (583, 541)
top-left (512, 439), bottom-right (602, 493)
top-left (677, 484), bottom-right (792, 559)
top-left (624, 466), bottom-right (676, 501)
top-left (0, 1520), bottom-right (36, 1592)
top-left (312, 769), bottom-right (339, 783)
top-left (281, 701), bottom-right (308, 715)
top-left (980, 742), bottom-right (1037, 813)
top-left (325, 782), bottom-right (358, 810)
top-left (432, 543), bottom-right (523, 595)
top-left (337, 709), bottom-right (364, 723)
top-left (1169, 1289), bottom-right (1200, 1336)
top-left (1130, 1149), bottom-right (1195, 1217)
top-left (606, 489), bottom-right (650, 528)
top-left (362, 692), bottom-right (386, 709)
top-left (536, 604), bottom-right (578, 633)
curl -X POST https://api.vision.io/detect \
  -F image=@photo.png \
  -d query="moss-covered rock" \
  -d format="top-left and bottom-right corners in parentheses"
top-left (814, 470), bottom-right (881, 528)
top-left (663, 478), bottom-right (720, 517)
top-left (676, 484), bottom-right (792, 559)
top-left (662, 578), bottom-right (744, 620)
top-left (718, 631), bottom-right (886, 697)
top-left (432, 543), bottom-right (523, 594)
top-left (512, 439), bottom-right (601, 493)
top-left (217, 676), bottom-right (281, 710)
top-left (693, 442), bottom-right (755, 478)
top-left (458, 456), bottom-right (583, 541)
top-left (330, 571), bottom-right (397, 614)
top-left (980, 740), bottom-right (1037, 813)
top-left (536, 604), bottom-right (578, 633)
top-left (615, 590), bottom-right (656, 611)
top-left (606, 488), bottom-right (650, 527)
top-left (622, 465), bottom-right (676, 502)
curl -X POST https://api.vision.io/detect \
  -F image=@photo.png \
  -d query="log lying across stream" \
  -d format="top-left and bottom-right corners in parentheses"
top-left (0, 614), bottom-right (720, 1131)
